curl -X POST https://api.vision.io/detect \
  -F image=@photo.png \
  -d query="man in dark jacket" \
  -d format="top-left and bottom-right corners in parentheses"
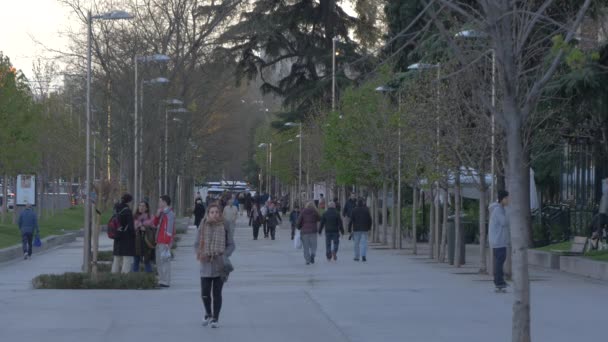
top-left (348, 199), bottom-right (372, 262)
top-left (342, 193), bottom-right (356, 232)
top-left (18, 203), bottom-right (39, 259)
top-left (112, 193), bottom-right (136, 273)
top-left (319, 202), bottom-right (344, 261)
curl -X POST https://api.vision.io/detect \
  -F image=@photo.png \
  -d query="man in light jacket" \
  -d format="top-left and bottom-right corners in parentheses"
top-left (154, 195), bottom-right (176, 288)
top-left (489, 190), bottom-right (510, 290)
top-left (18, 203), bottom-right (39, 259)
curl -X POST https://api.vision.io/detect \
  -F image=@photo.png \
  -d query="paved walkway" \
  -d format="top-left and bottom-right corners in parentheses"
top-left (0, 215), bottom-right (606, 342)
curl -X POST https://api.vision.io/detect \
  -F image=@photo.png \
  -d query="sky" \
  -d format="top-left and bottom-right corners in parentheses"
top-left (0, 0), bottom-right (77, 81)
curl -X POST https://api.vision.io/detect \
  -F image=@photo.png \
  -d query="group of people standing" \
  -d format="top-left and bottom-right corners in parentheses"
top-left (110, 193), bottom-right (175, 288)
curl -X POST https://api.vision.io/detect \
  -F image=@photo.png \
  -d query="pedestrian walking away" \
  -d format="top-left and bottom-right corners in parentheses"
top-left (289, 205), bottom-right (301, 240)
top-left (348, 199), bottom-right (372, 262)
top-left (18, 202), bottom-right (39, 260)
top-left (342, 193), bottom-right (356, 235)
top-left (154, 195), bottom-right (176, 287)
top-left (194, 204), bottom-right (236, 329)
top-left (319, 201), bottom-right (344, 261)
top-left (297, 201), bottom-right (321, 265)
top-left (111, 194), bottom-right (136, 273)
top-left (489, 190), bottom-right (510, 292)
top-left (194, 198), bottom-right (206, 228)
top-left (133, 201), bottom-right (156, 273)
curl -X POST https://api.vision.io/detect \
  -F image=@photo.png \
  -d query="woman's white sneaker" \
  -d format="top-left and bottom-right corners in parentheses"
top-left (210, 320), bottom-right (219, 328)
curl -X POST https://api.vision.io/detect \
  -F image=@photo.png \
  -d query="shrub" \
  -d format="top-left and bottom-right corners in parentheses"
top-left (32, 272), bottom-right (157, 289)
top-left (97, 250), bottom-right (113, 262)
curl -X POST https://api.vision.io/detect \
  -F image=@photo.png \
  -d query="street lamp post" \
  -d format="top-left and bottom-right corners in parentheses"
top-left (134, 54), bottom-right (170, 206)
top-left (455, 30), bottom-right (497, 201)
top-left (165, 105), bottom-right (187, 194)
top-left (285, 122), bottom-right (303, 206)
top-left (332, 37), bottom-right (338, 111)
top-left (408, 62), bottom-right (441, 259)
top-left (84, 9), bottom-right (133, 273)
top-left (375, 86), bottom-right (402, 249)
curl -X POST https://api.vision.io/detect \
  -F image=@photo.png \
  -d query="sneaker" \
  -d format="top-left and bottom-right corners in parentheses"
top-left (202, 316), bottom-right (212, 327)
top-left (333, 252), bottom-right (337, 261)
top-left (362, 256), bottom-right (367, 262)
top-left (354, 257), bottom-right (360, 262)
top-left (310, 255), bottom-right (315, 264)
top-left (306, 262), bottom-right (310, 265)
top-left (210, 320), bottom-right (219, 328)
top-left (24, 253), bottom-right (28, 260)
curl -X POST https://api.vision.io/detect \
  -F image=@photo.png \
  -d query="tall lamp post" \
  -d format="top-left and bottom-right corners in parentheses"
top-left (285, 122), bottom-right (302, 205)
top-left (165, 106), bottom-right (187, 194)
top-left (455, 30), bottom-right (496, 201)
top-left (376, 86), bottom-right (402, 249)
top-left (138, 76), bottom-right (169, 203)
top-left (134, 54), bottom-right (170, 206)
top-left (408, 62), bottom-right (441, 259)
top-left (84, 9), bottom-right (133, 273)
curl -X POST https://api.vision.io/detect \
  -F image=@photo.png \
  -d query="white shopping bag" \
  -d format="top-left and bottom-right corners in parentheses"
top-left (294, 230), bottom-right (302, 249)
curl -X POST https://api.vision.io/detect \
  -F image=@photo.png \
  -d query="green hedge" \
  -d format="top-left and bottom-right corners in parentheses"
top-left (32, 272), bottom-right (157, 289)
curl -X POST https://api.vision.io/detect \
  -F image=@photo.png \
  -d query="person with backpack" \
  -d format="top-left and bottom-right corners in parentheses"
top-left (194, 204), bottom-right (236, 329)
top-left (111, 194), bottom-right (136, 273)
top-left (153, 195), bottom-right (176, 288)
top-left (265, 201), bottom-right (282, 240)
top-left (133, 201), bottom-right (155, 273)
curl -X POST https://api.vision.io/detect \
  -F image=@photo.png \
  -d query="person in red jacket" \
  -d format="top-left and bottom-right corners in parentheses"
top-left (154, 195), bottom-right (176, 288)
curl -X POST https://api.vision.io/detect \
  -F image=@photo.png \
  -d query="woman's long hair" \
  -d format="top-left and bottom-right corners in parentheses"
top-left (134, 201), bottom-right (150, 219)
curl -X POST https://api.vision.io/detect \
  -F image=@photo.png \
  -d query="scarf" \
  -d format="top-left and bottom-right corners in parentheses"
top-left (197, 218), bottom-right (226, 262)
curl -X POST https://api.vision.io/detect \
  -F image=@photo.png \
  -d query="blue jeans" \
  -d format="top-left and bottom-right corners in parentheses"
top-left (325, 232), bottom-right (340, 258)
top-left (493, 247), bottom-right (507, 287)
top-left (133, 256), bottom-right (153, 273)
top-left (353, 231), bottom-right (368, 259)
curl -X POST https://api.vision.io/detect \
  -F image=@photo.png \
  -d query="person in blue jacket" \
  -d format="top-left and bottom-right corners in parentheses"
top-left (18, 203), bottom-right (39, 260)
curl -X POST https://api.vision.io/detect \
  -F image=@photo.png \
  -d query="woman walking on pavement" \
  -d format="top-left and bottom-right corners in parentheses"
top-left (133, 201), bottom-right (156, 273)
top-left (250, 202), bottom-right (263, 240)
top-left (289, 205), bottom-right (301, 240)
top-left (296, 201), bottom-right (320, 265)
top-left (223, 195), bottom-right (238, 231)
top-left (265, 201), bottom-right (282, 240)
top-left (195, 204), bottom-right (236, 329)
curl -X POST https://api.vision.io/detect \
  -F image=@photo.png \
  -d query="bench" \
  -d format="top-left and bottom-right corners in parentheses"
top-left (551, 236), bottom-right (588, 256)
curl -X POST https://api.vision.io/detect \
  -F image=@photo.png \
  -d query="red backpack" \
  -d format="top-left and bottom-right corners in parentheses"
top-left (107, 207), bottom-right (128, 239)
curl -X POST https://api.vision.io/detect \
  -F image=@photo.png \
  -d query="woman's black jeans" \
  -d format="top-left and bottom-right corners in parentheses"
top-left (201, 277), bottom-right (224, 321)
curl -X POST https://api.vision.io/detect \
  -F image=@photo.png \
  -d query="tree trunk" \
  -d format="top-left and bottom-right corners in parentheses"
top-left (455, 174), bottom-right (462, 267)
top-left (382, 180), bottom-right (388, 245)
top-left (479, 175), bottom-right (488, 274)
top-left (506, 117), bottom-right (531, 342)
top-left (392, 182), bottom-right (397, 249)
top-left (372, 191), bottom-right (378, 243)
top-left (2, 175), bottom-right (7, 221)
top-left (440, 188), bottom-right (449, 262)
top-left (412, 184), bottom-right (418, 254)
